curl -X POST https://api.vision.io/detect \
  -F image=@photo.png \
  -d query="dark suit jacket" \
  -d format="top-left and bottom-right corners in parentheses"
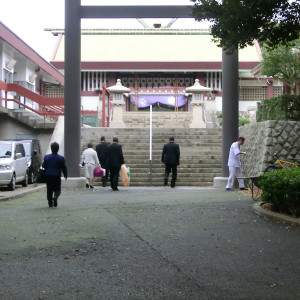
top-left (161, 142), bottom-right (180, 166)
top-left (107, 142), bottom-right (125, 169)
top-left (42, 153), bottom-right (67, 177)
top-left (96, 142), bottom-right (110, 166)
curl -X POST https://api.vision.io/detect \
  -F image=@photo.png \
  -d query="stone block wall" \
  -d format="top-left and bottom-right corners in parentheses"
top-left (239, 120), bottom-right (300, 177)
top-left (123, 112), bottom-right (192, 128)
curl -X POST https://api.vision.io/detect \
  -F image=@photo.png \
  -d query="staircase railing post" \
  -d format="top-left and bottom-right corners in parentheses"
top-left (149, 105), bottom-right (153, 186)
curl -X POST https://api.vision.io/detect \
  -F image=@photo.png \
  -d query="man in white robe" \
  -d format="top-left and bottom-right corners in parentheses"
top-left (226, 137), bottom-right (247, 191)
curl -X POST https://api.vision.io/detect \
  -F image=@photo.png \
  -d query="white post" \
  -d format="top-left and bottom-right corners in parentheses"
top-left (149, 105), bottom-right (153, 186)
top-left (150, 104), bottom-right (152, 161)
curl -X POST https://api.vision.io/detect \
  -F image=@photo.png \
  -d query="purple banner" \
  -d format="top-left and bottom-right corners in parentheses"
top-left (130, 94), bottom-right (187, 108)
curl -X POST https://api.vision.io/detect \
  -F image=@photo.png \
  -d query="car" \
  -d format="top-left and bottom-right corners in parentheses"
top-left (18, 139), bottom-right (43, 184)
top-left (0, 141), bottom-right (28, 190)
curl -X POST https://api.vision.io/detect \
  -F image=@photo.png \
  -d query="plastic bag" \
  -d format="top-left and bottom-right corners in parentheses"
top-left (120, 164), bottom-right (129, 187)
top-left (94, 166), bottom-right (106, 177)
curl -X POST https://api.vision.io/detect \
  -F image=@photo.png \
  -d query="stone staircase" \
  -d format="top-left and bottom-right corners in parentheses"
top-left (81, 127), bottom-right (222, 187)
top-left (123, 112), bottom-right (192, 128)
top-left (7, 109), bottom-right (56, 129)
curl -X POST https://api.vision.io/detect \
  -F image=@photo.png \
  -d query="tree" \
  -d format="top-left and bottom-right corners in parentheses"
top-left (191, 0), bottom-right (300, 51)
top-left (260, 39), bottom-right (300, 94)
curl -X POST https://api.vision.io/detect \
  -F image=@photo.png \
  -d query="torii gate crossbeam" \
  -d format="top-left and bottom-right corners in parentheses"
top-left (65, 0), bottom-right (238, 178)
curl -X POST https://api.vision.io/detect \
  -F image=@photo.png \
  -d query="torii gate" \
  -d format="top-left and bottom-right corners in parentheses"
top-left (64, 0), bottom-right (239, 178)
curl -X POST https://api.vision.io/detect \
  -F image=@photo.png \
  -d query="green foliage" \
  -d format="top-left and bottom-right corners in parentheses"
top-left (257, 94), bottom-right (300, 122)
top-left (191, 0), bottom-right (300, 51)
top-left (258, 167), bottom-right (300, 216)
top-left (239, 117), bottom-right (250, 126)
top-left (260, 39), bottom-right (300, 94)
top-left (217, 113), bottom-right (250, 126)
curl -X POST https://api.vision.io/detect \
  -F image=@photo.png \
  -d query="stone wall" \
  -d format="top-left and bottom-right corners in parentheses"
top-left (239, 120), bottom-right (300, 177)
top-left (123, 112), bottom-right (192, 128)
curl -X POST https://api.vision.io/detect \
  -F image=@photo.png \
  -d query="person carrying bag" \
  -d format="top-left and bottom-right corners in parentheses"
top-left (80, 143), bottom-right (100, 189)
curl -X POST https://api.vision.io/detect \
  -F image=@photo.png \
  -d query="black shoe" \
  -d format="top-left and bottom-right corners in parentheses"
top-left (226, 188), bottom-right (232, 191)
top-left (102, 184), bottom-right (106, 187)
top-left (48, 200), bottom-right (53, 207)
top-left (164, 180), bottom-right (168, 186)
top-left (89, 185), bottom-right (94, 189)
top-left (53, 197), bottom-right (57, 207)
top-left (113, 188), bottom-right (119, 191)
top-left (240, 187), bottom-right (248, 191)
top-left (86, 183), bottom-right (89, 188)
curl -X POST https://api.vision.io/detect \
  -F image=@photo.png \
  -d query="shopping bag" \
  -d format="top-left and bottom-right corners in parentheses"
top-left (120, 164), bottom-right (129, 187)
top-left (94, 166), bottom-right (105, 177)
top-left (126, 166), bottom-right (130, 185)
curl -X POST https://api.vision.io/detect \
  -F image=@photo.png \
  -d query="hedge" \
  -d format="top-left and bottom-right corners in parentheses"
top-left (258, 167), bottom-right (300, 217)
top-left (256, 94), bottom-right (300, 122)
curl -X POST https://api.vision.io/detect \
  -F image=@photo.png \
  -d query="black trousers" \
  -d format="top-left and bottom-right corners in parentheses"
top-left (165, 164), bottom-right (177, 187)
top-left (46, 175), bottom-right (61, 202)
top-left (110, 167), bottom-right (120, 190)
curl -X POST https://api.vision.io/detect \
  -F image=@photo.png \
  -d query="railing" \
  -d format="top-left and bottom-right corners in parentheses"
top-left (0, 80), bottom-right (64, 121)
top-left (0, 80), bottom-right (97, 122)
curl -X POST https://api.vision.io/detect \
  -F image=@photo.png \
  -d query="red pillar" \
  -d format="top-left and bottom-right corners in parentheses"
top-left (197, 72), bottom-right (206, 86)
top-left (267, 80), bottom-right (273, 99)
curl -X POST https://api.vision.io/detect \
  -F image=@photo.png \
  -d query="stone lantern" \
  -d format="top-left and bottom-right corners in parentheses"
top-left (186, 79), bottom-right (211, 128)
top-left (107, 79), bottom-right (130, 128)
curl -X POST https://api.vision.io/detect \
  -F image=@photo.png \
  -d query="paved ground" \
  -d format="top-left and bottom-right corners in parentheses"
top-left (0, 186), bottom-right (299, 300)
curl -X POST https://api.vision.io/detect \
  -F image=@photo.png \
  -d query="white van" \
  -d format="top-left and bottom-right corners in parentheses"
top-left (0, 141), bottom-right (28, 190)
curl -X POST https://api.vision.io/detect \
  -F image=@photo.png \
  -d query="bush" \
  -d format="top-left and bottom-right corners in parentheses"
top-left (217, 112), bottom-right (222, 119)
top-left (239, 117), bottom-right (250, 126)
top-left (258, 168), bottom-right (300, 217)
top-left (257, 94), bottom-right (300, 122)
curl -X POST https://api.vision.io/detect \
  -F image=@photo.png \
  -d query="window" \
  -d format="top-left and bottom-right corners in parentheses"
top-left (3, 69), bottom-right (13, 83)
top-left (239, 86), bottom-right (267, 101)
top-left (22, 143), bottom-right (31, 157)
top-left (0, 143), bottom-right (12, 158)
top-left (15, 144), bottom-right (25, 157)
top-left (205, 72), bottom-right (222, 91)
top-left (45, 85), bottom-right (64, 97)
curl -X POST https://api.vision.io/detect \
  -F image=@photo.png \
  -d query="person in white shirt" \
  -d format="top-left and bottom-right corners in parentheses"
top-left (80, 143), bottom-right (100, 189)
top-left (226, 137), bottom-right (247, 191)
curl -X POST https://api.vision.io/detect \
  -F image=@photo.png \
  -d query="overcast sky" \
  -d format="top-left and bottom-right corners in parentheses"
top-left (0, 0), bottom-right (210, 60)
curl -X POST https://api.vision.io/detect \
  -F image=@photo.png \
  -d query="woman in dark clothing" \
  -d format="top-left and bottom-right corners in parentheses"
top-left (42, 142), bottom-right (67, 207)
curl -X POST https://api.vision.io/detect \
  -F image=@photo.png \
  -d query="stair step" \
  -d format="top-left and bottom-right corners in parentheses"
top-left (81, 127), bottom-right (222, 186)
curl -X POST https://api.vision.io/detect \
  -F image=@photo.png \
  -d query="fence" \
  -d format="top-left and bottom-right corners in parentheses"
top-left (0, 80), bottom-right (97, 121)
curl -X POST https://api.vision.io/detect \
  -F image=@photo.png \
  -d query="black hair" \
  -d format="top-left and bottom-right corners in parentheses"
top-left (100, 136), bottom-right (105, 142)
top-left (88, 143), bottom-right (93, 148)
top-left (51, 142), bottom-right (59, 154)
top-left (113, 137), bottom-right (118, 143)
top-left (169, 136), bottom-right (175, 142)
top-left (238, 137), bottom-right (245, 142)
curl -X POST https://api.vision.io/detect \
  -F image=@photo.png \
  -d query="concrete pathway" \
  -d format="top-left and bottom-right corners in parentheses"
top-left (0, 187), bottom-right (299, 299)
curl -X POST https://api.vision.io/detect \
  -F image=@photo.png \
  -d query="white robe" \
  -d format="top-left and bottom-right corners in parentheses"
top-left (226, 142), bottom-right (245, 189)
top-left (81, 148), bottom-right (100, 178)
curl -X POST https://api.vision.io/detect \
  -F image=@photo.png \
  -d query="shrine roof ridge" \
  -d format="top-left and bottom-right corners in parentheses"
top-left (45, 28), bottom-right (211, 36)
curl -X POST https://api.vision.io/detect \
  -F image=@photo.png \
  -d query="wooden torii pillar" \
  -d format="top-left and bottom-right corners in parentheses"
top-left (64, 1), bottom-right (239, 178)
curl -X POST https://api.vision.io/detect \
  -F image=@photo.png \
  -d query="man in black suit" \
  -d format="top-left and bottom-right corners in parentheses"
top-left (106, 137), bottom-right (125, 191)
top-left (96, 136), bottom-right (110, 187)
top-left (161, 136), bottom-right (180, 188)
